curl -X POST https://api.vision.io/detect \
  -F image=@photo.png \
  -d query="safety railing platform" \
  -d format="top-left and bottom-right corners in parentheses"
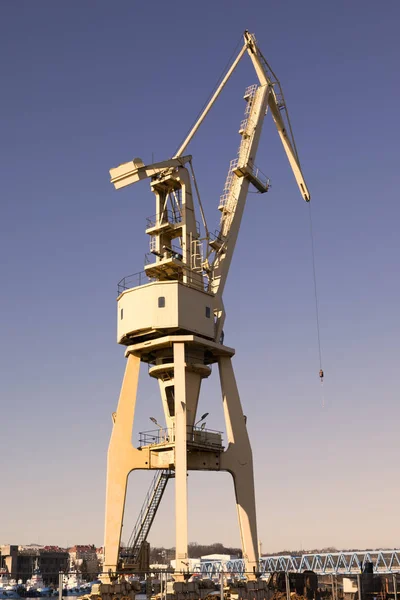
top-left (146, 209), bottom-right (183, 230)
top-left (117, 271), bottom-right (155, 295)
top-left (138, 426), bottom-right (223, 451)
top-left (233, 161), bottom-right (270, 193)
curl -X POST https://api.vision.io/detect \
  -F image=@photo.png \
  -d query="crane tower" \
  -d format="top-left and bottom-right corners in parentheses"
top-left (103, 31), bottom-right (310, 580)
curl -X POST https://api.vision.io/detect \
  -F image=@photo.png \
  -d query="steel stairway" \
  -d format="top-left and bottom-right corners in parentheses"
top-left (121, 469), bottom-right (172, 566)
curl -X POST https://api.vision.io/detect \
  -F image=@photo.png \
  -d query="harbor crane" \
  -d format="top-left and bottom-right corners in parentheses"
top-left (103, 30), bottom-right (310, 580)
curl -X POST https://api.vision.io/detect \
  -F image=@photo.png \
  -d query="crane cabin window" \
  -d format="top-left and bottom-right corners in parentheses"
top-left (120, 308), bottom-right (124, 320)
top-left (166, 385), bottom-right (175, 416)
top-left (205, 306), bottom-right (211, 318)
top-left (158, 296), bottom-right (166, 308)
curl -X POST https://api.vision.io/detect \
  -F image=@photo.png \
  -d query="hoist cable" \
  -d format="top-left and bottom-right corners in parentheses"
top-left (174, 35), bottom-right (244, 157)
top-left (308, 201), bottom-right (323, 371)
top-left (308, 202), bottom-right (325, 407)
top-left (189, 159), bottom-right (209, 240)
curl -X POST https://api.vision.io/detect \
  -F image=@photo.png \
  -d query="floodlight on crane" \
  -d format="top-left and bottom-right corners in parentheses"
top-left (194, 412), bottom-right (209, 427)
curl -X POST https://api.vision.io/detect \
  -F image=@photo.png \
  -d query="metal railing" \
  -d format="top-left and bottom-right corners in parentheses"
top-left (138, 426), bottom-right (223, 449)
top-left (145, 211), bottom-right (201, 235)
top-left (244, 83), bottom-right (258, 102)
top-left (117, 268), bottom-right (207, 296)
top-left (198, 551), bottom-right (400, 576)
top-left (138, 428), bottom-right (171, 446)
top-left (146, 209), bottom-right (183, 229)
top-left (218, 193), bottom-right (230, 208)
top-left (124, 470), bottom-right (172, 566)
top-left (209, 230), bottom-right (225, 246)
top-left (117, 271), bottom-right (155, 294)
top-left (247, 161), bottom-right (270, 191)
top-left (239, 118), bottom-right (248, 132)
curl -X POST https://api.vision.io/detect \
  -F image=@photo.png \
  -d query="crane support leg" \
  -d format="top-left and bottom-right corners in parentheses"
top-left (174, 342), bottom-right (189, 580)
top-left (103, 354), bottom-right (142, 579)
top-left (218, 356), bottom-right (259, 578)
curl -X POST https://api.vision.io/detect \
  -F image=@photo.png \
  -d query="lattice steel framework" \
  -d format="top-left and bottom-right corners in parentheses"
top-left (198, 551), bottom-right (400, 576)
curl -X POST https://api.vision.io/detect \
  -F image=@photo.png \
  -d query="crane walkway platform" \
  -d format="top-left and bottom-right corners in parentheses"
top-left (233, 162), bottom-right (270, 193)
top-left (138, 426), bottom-right (223, 453)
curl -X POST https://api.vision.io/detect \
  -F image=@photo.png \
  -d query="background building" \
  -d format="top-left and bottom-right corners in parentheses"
top-left (0, 546), bottom-right (18, 580)
top-left (68, 545), bottom-right (99, 579)
top-left (96, 547), bottom-right (103, 573)
top-left (0, 545), bottom-right (69, 585)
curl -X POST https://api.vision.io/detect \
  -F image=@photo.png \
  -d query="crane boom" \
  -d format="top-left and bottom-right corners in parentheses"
top-left (244, 31), bottom-right (310, 201)
top-left (210, 82), bottom-right (270, 303)
top-left (204, 31), bottom-right (310, 340)
top-left (172, 31), bottom-right (310, 202)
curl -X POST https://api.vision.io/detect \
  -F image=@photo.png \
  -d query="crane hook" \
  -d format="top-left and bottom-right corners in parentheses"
top-left (319, 369), bottom-right (324, 383)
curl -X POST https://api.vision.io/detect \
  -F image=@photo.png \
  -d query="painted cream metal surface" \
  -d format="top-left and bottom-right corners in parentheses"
top-left (103, 30), bottom-right (311, 582)
top-left (173, 342), bottom-right (189, 573)
top-left (117, 281), bottom-right (215, 344)
top-left (110, 155), bottom-right (192, 190)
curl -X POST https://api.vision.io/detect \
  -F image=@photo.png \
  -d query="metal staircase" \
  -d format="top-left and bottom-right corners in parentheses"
top-left (121, 469), bottom-right (172, 566)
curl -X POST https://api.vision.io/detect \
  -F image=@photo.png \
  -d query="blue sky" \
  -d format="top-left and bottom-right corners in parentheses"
top-left (1, 1), bottom-right (399, 553)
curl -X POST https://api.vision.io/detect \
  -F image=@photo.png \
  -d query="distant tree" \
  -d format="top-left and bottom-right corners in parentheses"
top-left (80, 559), bottom-right (88, 578)
top-left (150, 543), bottom-right (242, 562)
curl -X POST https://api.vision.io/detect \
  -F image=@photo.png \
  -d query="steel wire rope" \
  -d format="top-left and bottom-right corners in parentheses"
top-left (308, 201), bottom-right (325, 406)
top-left (188, 159), bottom-right (209, 240)
top-left (174, 35), bottom-right (244, 157)
top-left (256, 45), bottom-right (300, 162)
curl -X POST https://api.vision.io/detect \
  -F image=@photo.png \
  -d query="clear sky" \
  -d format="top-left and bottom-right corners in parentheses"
top-left (1, 1), bottom-right (399, 554)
